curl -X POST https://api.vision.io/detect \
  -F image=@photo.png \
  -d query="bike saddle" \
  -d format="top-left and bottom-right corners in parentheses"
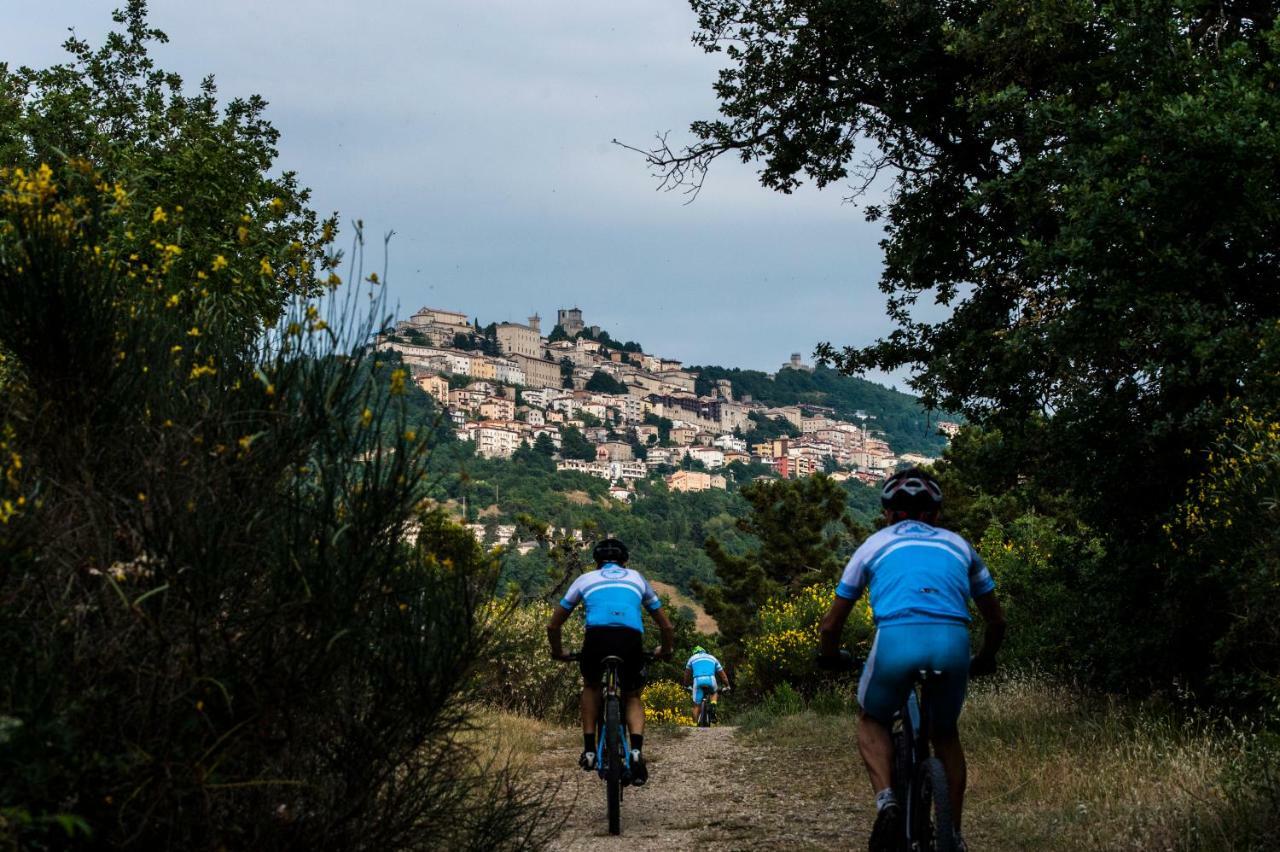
top-left (600, 655), bottom-right (625, 665)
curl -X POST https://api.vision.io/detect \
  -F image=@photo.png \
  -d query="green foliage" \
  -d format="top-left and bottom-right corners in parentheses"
top-left (0, 1), bottom-right (336, 341)
top-left (559, 425), bottom-right (595, 461)
top-left (475, 599), bottom-right (584, 722)
top-left (643, 412), bottom-right (673, 445)
top-left (0, 159), bottom-right (546, 848)
top-left (584, 369), bottom-right (627, 394)
top-left (673, 0), bottom-right (1280, 709)
top-left (697, 475), bottom-right (860, 653)
top-left (741, 584), bottom-right (871, 696)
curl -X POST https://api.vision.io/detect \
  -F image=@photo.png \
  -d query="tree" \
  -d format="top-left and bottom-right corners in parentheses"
top-left (547, 324), bottom-right (570, 343)
top-left (643, 412), bottom-right (674, 445)
top-left (0, 1), bottom-right (336, 342)
top-left (584, 370), bottom-right (627, 394)
top-left (695, 475), bottom-right (858, 654)
top-left (532, 432), bottom-right (557, 458)
top-left (559, 357), bottom-right (574, 389)
top-left (659, 0), bottom-right (1280, 703)
top-left (560, 426), bottom-right (596, 461)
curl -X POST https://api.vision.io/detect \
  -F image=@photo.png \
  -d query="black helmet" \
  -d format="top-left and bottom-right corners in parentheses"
top-left (881, 467), bottom-right (943, 515)
top-left (592, 537), bottom-right (629, 565)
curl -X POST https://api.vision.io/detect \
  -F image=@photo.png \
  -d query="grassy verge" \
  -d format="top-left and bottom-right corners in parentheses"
top-left (736, 672), bottom-right (1279, 851)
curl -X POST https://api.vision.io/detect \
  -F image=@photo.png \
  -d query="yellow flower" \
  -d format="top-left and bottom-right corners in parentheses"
top-left (270, 197), bottom-right (285, 212)
top-left (211, 255), bottom-right (228, 271)
top-left (259, 257), bottom-right (273, 276)
top-left (360, 408), bottom-right (373, 427)
top-left (151, 206), bottom-right (167, 224)
top-left (389, 368), bottom-right (407, 396)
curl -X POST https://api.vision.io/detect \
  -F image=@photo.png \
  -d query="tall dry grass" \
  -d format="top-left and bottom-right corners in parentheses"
top-left (739, 671), bottom-right (1278, 851)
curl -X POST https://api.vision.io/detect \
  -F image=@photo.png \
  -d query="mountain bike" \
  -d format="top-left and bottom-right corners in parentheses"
top-left (892, 670), bottom-right (957, 852)
top-left (560, 650), bottom-right (655, 836)
top-left (821, 652), bottom-right (956, 852)
top-left (695, 683), bottom-right (727, 727)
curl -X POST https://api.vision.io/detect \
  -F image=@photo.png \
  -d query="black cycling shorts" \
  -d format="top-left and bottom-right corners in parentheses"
top-left (580, 626), bottom-right (647, 692)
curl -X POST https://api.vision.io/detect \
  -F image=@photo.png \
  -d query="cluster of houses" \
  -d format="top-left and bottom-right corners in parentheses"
top-left (377, 306), bottom-right (957, 501)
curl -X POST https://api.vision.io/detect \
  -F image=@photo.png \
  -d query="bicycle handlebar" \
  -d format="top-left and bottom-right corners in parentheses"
top-left (555, 649), bottom-right (664, 663)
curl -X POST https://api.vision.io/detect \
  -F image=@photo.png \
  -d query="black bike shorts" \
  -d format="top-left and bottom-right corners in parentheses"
top-left (580, 626), bottom-right (647, 692)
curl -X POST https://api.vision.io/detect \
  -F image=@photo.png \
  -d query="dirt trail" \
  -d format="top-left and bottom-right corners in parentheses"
top-left (533, 725), bottom-right (872, 850)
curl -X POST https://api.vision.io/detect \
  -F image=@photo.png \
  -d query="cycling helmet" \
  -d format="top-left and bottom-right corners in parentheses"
top-left (880, 467), bottom-right (943, 515)
top-left (691, 645), bottom-right (706, 655)
top-left (592, 537), bottom-right (629, 565)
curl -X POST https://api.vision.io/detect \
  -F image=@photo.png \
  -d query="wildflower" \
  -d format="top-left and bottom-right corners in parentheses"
top-left (151, 206), bottom-right (167, 224)
top-left (360, 408), bottom-right (373, 427)
top-left (211, 255), bottom-right (228, 271)
top-left (270, 197), bottom-right (285, 213)
top-left (259, 257), bottom-right (273, 277)
top-left (187, 326), bottom-right (201, 337)
top-left (389, 368), bottom-right (407, 396)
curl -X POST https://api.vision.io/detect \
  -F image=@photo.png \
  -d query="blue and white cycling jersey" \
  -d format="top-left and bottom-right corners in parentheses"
top-left (836, 520), bottom-right (995, 625)
top-left (685, 652), bottom-right (723, 681)
top-left (559, 563), bottom-right (662, 633)
top-left (686, 652), bottom-right (723, 703)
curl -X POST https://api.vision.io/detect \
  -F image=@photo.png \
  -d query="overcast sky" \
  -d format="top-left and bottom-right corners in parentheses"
top-left (9, 1), bottom-right (918, 386)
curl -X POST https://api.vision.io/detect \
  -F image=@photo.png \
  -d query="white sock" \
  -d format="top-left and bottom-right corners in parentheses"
top-left (875, 788), bottom-right (897, 812)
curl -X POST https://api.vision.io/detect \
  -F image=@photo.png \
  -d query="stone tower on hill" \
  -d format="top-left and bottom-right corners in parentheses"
top-left (557, 307), bottom-right (585, 337)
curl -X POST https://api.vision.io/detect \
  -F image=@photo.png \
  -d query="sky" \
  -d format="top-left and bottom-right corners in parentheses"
top-left (8, 0), bottom-right (921, 387)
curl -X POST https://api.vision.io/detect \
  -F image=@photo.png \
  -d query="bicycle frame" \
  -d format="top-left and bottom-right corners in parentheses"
top-left (594, 657), bottom-right (632, 776)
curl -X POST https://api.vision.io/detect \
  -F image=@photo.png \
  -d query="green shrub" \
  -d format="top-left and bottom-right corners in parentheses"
top-left (476, 599), bottom-right (584, 723)
top-left (0, 162), bottom-right (550, 850)
top-left (741, 583), bottom-right (871, 695)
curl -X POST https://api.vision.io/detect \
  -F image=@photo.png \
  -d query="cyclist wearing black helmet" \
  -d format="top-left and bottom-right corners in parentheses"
top-left (817, 468), bottom-right (1006, 852)
top-left (547, 537), bottom-right (674, 786)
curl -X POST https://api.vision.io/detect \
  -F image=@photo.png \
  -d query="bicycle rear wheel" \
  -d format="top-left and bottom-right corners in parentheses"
top-left (698, 697), bottom-right (710, 728)
top-left (915, 757), bottom-right (955, 852)
top-left (605, 696), bottom-right (622, 835)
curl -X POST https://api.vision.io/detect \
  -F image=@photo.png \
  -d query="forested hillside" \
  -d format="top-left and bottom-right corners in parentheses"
top-left (693, 364), bottom-right (950, 456)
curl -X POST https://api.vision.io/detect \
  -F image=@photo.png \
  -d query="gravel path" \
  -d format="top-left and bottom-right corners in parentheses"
top-left (533, 724), bottom-right (874, 850)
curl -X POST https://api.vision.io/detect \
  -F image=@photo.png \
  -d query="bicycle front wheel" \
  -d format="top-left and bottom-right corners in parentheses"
top-left (916, 757), bottom-right (956, 852)
top-left (605, 696), bottom-right (622, 835)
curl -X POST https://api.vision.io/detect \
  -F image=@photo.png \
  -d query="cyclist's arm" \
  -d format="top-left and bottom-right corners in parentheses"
top-left (682, 667), bottom-right (692, 686)
top-left (546, 604), bottom-right (572, 659)
top-left (819, 596), bottom-right (856, 658)
top-left (716, 668), bottom-right (730, 688)
top-left (652, 606), bottom-right (676, 657)
top-left (972, 591), bottom-right (1007, 665)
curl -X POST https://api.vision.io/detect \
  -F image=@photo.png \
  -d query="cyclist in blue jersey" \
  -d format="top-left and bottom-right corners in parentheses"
top-left (548, 538), bottom-right (675, 786)
top-left (818, 468), bottom-right (1006, 852)
top-left (682, 646), bottom-right (730, 724)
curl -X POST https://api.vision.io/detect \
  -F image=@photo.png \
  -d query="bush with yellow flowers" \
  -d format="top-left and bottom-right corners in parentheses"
top-left (643, 680), bottom-right (695, 727)
top-left (741, 582), bottom-right (873, 696)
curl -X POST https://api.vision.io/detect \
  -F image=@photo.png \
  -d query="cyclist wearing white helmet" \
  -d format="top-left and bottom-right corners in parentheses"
top-left (682, 645), bottom-right (729, 724)
top-left (817, 467), bottom-right (1006, 852)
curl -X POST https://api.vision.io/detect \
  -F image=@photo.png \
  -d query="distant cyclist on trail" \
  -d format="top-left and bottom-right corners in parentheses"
top-left (547, 538), bottom-right (675, 786)
top-left (682, 645), bottom-right (730, 725)
top-left (817, 468), bottom-right (1007, 852)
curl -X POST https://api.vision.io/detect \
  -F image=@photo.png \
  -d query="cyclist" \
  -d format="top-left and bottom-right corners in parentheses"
top-left (817, 467), bottom-right (1006, 852)
top-left (547, 537), bottom-right (675, 786)
top-left (682, 645), bottom-right (730, 724)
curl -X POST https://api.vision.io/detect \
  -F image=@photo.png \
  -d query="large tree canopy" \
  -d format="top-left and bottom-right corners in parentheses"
top-left (657, 1), bottom-right (1280, 702)
top-left (660, 0), bottom-right (1279, 525)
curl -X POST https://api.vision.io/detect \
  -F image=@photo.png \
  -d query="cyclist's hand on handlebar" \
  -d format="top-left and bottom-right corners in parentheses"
top-left (969, 653), bottom-right (997, 678)
top-left (816, 649), bottom-right (856, 672)
top-left (553, 650), bottom-right (579, 662)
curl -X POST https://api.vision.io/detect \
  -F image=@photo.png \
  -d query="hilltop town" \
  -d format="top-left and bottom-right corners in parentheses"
top-left (377, 306), bottom-right (959, 502)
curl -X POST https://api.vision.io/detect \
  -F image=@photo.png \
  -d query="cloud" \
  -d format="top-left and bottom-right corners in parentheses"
top-left (10, 0), bottom-right (925, 383)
